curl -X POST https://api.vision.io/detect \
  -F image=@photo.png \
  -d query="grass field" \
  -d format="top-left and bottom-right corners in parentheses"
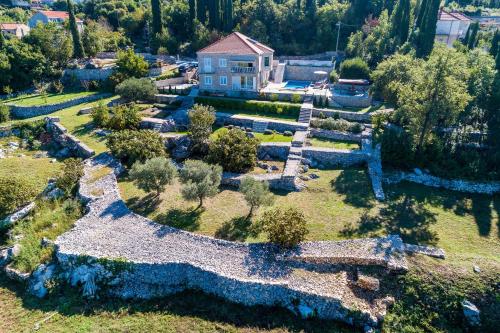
top-left (217, 108), bottom-right (298, 121)
top-left (308, 137), bottom-right (360, 150)
top-left (7, 96), bottom-right (117, 154)
top-left (0, 138), bottom-right (63, 193)
top-left (119, 168), bottom-right (500, 272)
top-left (4, 92), bottom-right (97, 107)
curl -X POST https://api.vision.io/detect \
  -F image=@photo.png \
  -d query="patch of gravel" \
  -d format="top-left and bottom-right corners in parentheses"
top-left (55, 154), bottom-right (408, 326)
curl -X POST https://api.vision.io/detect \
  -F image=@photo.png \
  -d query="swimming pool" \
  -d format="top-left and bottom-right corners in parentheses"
top-left (283, 80), bottom-right (311, 89)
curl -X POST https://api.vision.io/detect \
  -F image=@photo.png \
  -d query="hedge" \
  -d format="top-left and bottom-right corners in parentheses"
top-left (194, 96), bottom-right (301, 117)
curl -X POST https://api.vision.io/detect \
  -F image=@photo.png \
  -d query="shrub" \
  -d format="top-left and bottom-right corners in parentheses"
top-left (106, 104), bottom-right (142, 131)
top-left (207, 128), bottom-right (259, 173)
top-left (0, 177), bottom-right (37, 218)
top-left (258, 207), bottom-right (308, 248)
top-left (194, 97), bottom-right (301, 118)
top-left (56, 158), bottom-right (84, 196)
top-left (90, 102), bottom-right (110, 128)
top-left (339, 57), bottom-right (370, 80)
top-left (239, 177), bottom-right (274, 218)
top-left (107, 130), bottom-right (165, 167)
top-left (178, 160), bottom-right (222, 208)
top-left (270, 93), bottom-right (279, 102)
top-left (129, 157), bottom-right (177, 197)
top-left (0, 104), bottom-right (10, 123)
top-left (329, 70), bottom-right (339, 83)
top-left (310, 118), bottom-right (364, 133)
top-left (115, 77), bottom-right (158, 102)
top-left (188, 104), bottom-right (216, 155)
top-left (351, 122), bottom-right (363, 134)
top-left (283, 131), bottom-right (293, 136)
top-left (291, 94), bottom-right (301, 103)
top-left (13, 120), bottom-right (46, 146)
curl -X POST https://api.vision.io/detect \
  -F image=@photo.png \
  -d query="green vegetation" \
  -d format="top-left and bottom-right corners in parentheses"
top-left (195, 96), bottom-right (301, 120)
top-left (55, 158), bottom-right (84, 197)
top-left (5, 92), bottom-right (97, 107)
top-left (239, 177), bottom-right (274, 218)
top-left (130, 157), bottom-right (177, 197)
top-left (259, 207), bottom-right (308, 248)
top-left (109, 49), bottom-right (149, 86)
top-left (188, 104), bottom-right (216, 155)
top-left (207, 128), bottom-right (259, 172)
top-left (106, 130), bottom-right (165, 167)
top-left (0, 177), bottom-right (37, 219)
top-left (0, 104), bottom-right (9, 123)
top-left (178, 160), bottom-right (222, 209)
top-left (339, 57), bottom-right (370, 80)
top-left (308, 137), bottom-right (360, 150)
top-left (115, 78), bottom-right (158, 102)
top-left (310, 118), bottom-right (364, 134)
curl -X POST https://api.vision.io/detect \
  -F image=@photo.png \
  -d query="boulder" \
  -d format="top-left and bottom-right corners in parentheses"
top-left (414, 168), bottom-right (423, 176)
top-left (355, 275), bottom-right (380, 292)
top-left (299, 175), bottom-right (310, 181)
top-left (309, 173), bottom-right (319, 179)
top-left (473, 265), bottom-right (481, 273)
top-left (29, 264), bottom-right (57, 298)
top-left (461, 300), bottom-right (480, 326)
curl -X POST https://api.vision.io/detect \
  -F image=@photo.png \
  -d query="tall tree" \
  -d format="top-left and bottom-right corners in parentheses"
top-left (390, 0), bottom-right (410, 46)
top-left (414, 0), bottom-right (440, 58)
top-left (490, 29), bottom-right (499, 59)
top-left (189, 0), bottom-right (196, 22)
top-left (67, 0), bottom-right (85, 58)
top-left (414, 0), bottom-right (428, 30)
top-left (151, 0), bottom-right (163, 35)
top-left (197, 0), bottom-right (207, 23)
top-left (467, 21), bottom-right (479, 50)
top-left (223, 0), bottom-right (233, 32)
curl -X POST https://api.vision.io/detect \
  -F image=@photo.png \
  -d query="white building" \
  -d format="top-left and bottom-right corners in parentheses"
top-left (0, 23), bottom-right (30, 38)
top-left (28, 10), bottom-right (84, 33)
top-left (435, 9), bottom-right (472, 47)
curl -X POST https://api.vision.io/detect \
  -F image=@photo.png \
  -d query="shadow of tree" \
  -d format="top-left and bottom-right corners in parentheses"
top-left (340, 194), bottom-right (439, 246)
top-left (155, 208), bottom-right (201, 232)
top-left (214, 216), bottom-right (260, 242)
top-left (126, 193), bottom-right (161, 217)
top-left (331, 169), bottom-right (375, 209)
top-left (494, 196), bottom-right (500, 238)
top-left (471, 196), bottom-right (492, 237)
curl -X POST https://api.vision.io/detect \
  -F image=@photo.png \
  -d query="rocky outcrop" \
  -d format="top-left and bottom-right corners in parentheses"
top-left (45, 117), bottom-right (95, 159)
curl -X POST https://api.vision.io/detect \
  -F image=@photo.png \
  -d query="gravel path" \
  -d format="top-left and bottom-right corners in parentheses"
top-left (55, 154), bottom-right (407, 323)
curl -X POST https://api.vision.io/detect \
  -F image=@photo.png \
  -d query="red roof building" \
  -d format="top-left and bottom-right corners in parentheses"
top-left (436, 8), bottom-right (472, 47)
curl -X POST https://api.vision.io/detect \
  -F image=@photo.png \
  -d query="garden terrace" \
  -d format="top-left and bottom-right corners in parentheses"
top-left (55, 154), bottom-right (409, 327)
top-left (3, 91), bottom-right (98, 107)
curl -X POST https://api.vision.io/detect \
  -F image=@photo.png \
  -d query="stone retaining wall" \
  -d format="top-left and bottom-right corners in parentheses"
top-left (284, 64), bottom-right (334, 82)
top-left (9, 93), bottom-right (111, 119)
top-left (258, 142), bottom-right (290, 161)
top-left (216, 113), bottom-right (308, 133)
top-left (333, 95), bottom-right (372, 108)
top-left (302, 147), bottom-right (368, 168)
top-left (311, 108), bottom-right (372, 123)
top-left (384, 171), bottom-right (500, 195)
top-left (309, 128), bottom-right (367, 143)
top-left (64, 68), bottom-right (113, 81)
top-left (45, 118), bottom-right (95, 158)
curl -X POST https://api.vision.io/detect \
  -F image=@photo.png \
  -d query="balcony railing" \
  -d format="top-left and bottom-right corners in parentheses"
top-left (231, 67), bottom-right (256, 74)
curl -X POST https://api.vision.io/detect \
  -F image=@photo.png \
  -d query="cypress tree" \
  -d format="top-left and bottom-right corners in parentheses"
top-left (223, 0), bottom-right (233, 32)
top-left (189, 0), bottom-right (196, 23)
top-left (415, 0), bottom-right (428, 30)
top-left (467, 21), bottom-right (479, 49)
top-left (67, 0), bottom-right (85, 58)
top-left (391, 0), bottom-right (411, 46)
top-left (296, 0), bottom-right (301, 10)
top-left (415, 0), bottom-right (440, 58)
top-left (463, 24), bottom-right (471, 46)
top-left (0, 31), bottom-right (5, 49)
top-left (490, 29), bottom-right (499, 58)
top-left (151, 0), bottom-right (162, 35)
top-left (197, 0), bottom-right (207, 24)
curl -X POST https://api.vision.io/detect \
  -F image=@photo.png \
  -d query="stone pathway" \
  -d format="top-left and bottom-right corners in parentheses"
top-left (55, 154), bottom-right (409, 327)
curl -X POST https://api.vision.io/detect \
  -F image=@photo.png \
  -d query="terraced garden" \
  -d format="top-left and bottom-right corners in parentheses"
top-left (4, 91), bottom-right (98, 107)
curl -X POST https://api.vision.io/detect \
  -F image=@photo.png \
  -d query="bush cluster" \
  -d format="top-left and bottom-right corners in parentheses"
top-left (310, 118), bottom-right (364, 134)
top-left (91, 103), bottom-right (141, 131)
top-left (339, 57), bottom-right (370, 80)
top-left (106, 130), bottom-right (165, 166)
top-left (194, 96), bottom-right (301, 117)
top-left (12, 120), bottom-right (47, 148)
top-left (115, 77), bottom-right (158, 102)
top-left (258, 207), bottom-right (308, 248)
top-left (0, 176), bottom-right (38, 218)
top-left (0, 104), bottom-right (10, 123)
top-left (56, 158), bottom-right (84, 196)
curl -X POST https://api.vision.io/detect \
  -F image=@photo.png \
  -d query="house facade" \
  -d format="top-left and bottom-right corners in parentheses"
top-left (28, 10), bottom-right (83, 32)
top-left (0, 23), bottom-right (30, 38)
top-left (435, 9), bottom-right (471, 47)
top-left (197, 32), bottom-right (274, 95)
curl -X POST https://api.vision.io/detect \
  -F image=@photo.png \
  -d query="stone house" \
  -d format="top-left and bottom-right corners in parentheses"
top-left (0, 23), bottom-right (30, 38)
top-left (28, 10), bottom-right (83, 33)
top-left (435, 8), bottom-right (471, 47)
top-left (197, 32), bottom-right (274, 96)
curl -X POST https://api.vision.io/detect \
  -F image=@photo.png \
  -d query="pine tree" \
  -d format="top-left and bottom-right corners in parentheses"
top-left (151, 0), bottom-right (162, 35)
top-left (490, 29), bottom-right (499, 59)
top-left (467, 22), bottom-right (479, 49)
top-left (390, 0), bottom-right (410, 46)
top-left (67, 0), bottom-right (85, 58)
top-left (415, 0), bottom-right (440, 58)
top-left (189, 0), bottom-right (196, 23)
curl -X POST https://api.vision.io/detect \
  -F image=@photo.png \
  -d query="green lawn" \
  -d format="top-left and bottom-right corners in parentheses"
top-left (211, 127), bottom-right (293, 143)
top-left (118, 168), bottom-right (500, 273)
top-left (0, 138), bottom-right (63, 193)
top-left (7, 96), bottom-right (117, 154)
top-left (308, 137), bottom-right (360, 150)
top-left (217, 108), bottom-right (298, 121)
top-left (4, 91), bottom-right (98, 107)
top-left (326, 103), bottom-right (391, 114)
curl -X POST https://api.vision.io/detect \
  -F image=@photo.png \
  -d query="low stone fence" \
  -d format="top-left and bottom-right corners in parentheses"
top-left (384, 171), bottom-right (500, 195)
top-left (64, 68), bottom-right (113, 81)
top-left (9, 93), bottom-right (111, 119)
top-left (258, 142), bottom-right (290, 161)
top-left (333, 94), bottom-right (372, 108)
top-left (216, 113), bottom-right (308, 133)
top-left (302, 147), bottom-right (368, 168)
top-left (309, 128), bottom-right (368, 143)
top-left (311, 108), bottom-right (372, 123)
top-left (45, 117), bottom-right (95, 159)
top-left (155, 94), bottom-right (183, 104)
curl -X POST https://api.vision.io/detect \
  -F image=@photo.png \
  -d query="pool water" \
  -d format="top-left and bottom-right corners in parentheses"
top-left (283, 80), bottom-right (311, 89)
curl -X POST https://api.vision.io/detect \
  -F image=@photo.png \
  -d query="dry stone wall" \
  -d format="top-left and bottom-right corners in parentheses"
top-left (302, 147), bottom-right (368, 168)
top-left (45, 117), bottom-right (95, 159)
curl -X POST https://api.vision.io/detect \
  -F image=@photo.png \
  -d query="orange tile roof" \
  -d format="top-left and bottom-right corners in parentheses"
top-left (0, 23), bottom-right (28, 30)
top-left (38, 10), bottom-right (83, 22)
top-left (438, 9), bottom-right (471, 22)
top-left (198, 32), bottom-right (274, 55)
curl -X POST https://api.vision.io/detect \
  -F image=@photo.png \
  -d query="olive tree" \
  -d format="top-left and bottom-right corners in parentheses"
top-left (259, 207), bottom-right (308, 248)
top-left (178, 159), bottom-right (222, 209)
top-left (207, 128), bottom-right (259, 172)
top-left (239, 177), bottom-right (274, 218)
top-left (188, 104), bottom-right (216, 155)
top-left (129, 157), bottom-right (177, 197)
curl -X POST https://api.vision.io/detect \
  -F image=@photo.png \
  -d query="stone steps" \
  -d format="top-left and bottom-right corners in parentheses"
top-left (292, 131), bottom-right (308, 147)
top-left (298, 109), bottom-right (312, 123)
top-left (252, 120), bottom-right (269, 133)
